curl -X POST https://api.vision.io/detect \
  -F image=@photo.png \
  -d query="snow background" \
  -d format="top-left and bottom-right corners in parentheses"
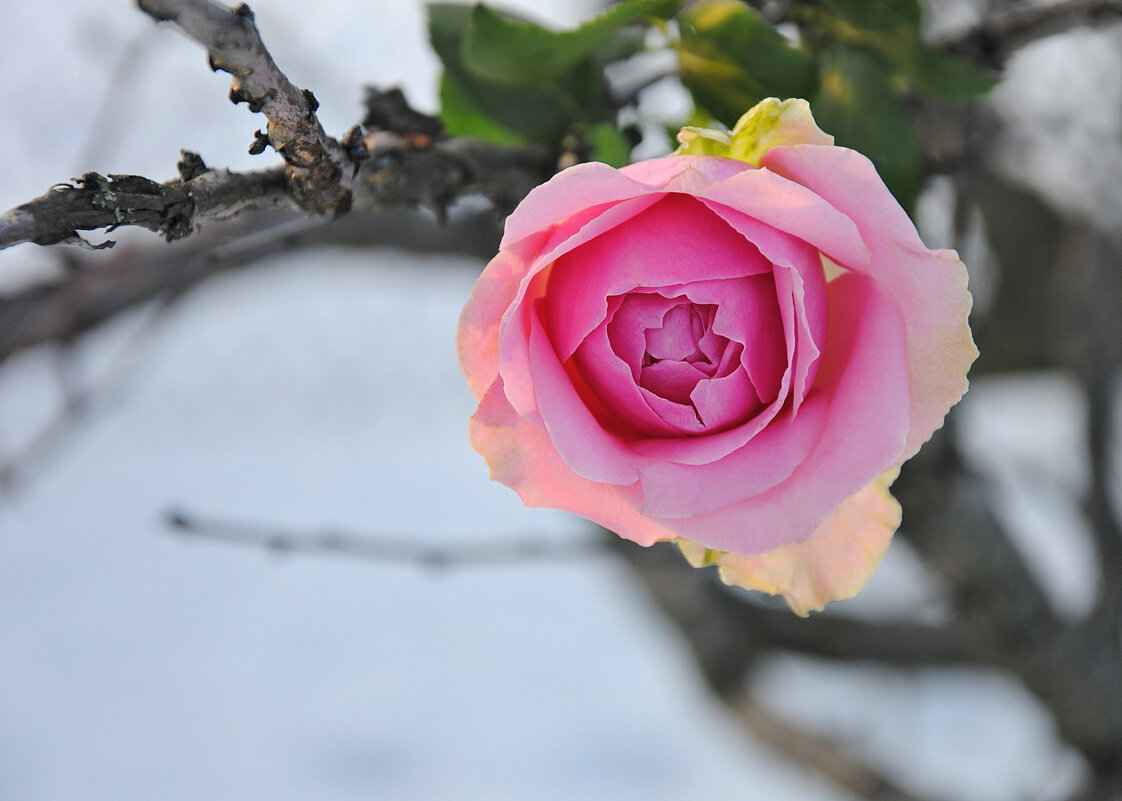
top-left (0, 1), bottom-right (1114, 799)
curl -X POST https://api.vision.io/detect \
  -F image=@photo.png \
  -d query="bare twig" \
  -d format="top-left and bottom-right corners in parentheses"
top-left (164, 508), bottom-right (606, 569)
top-left (730, 694), bottom-right (941, 801)
top-left (137, 0), bottom-right (354, 216)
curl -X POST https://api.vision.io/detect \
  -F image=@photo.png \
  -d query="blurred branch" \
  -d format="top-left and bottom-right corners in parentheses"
top-left (730, 694), bottom-right (940, 801)
top-left (941, 0), bottom-right (1122, 69)
top-left (164, 508), bottom-right (605, 568)
top-left (1082, 232), bottom-right (1122, 632)
top-left (612, 537), bottom-right (968, 696)
top-left (0, 203), bottom-right (507, 366)
top-left (137, 0), bottom-right (354, 216)
top-left (0, 300), bottom-right (173, 494)
top-left (895, 425), bottom-right (1122, 773)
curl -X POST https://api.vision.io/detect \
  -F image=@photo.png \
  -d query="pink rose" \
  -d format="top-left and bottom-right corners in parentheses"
top-left (458, 99), bottom-right (976, 614)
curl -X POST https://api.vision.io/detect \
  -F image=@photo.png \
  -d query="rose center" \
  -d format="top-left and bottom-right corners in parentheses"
top-left (620, 296), bottom-right (736, 413)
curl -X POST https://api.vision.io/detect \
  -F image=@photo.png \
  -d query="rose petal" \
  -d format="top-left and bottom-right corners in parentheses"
top-left (649, 272), bottom-right (910, 552)
top-left (691, 167), bottom-right (871, 272)
top-left (470, 380), bottom-right (674, 546)
top-left (568, 302), bottom-right (683, 438)
top-left (527, 304), bottom-right (640, 485)
top-left (501, 194), bottom-right (666, 418)
top-left (761, 144), bottom-right (978, 457)
top-left (678, 467), bottom-right (901, 616)
top-left (545, 194), bottom-right (774, 362)
top-left (636, 394), bottom-right (828, 518)
top-left (640, 358), bottom-right (709, 405)
top-left (698, 200), bottom-right (829, 410)
top-left (457, 250), bottom-right (524, 400)
top-left (667, 275), bottom-right (786, 406)
top-left (689, 367), bottom-right (762, 431)
top-left (645, 302), bottom-right (705, 362)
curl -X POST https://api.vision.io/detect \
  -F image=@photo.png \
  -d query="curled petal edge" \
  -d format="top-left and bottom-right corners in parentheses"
top-left (677, 467), bottom-right (902, 616)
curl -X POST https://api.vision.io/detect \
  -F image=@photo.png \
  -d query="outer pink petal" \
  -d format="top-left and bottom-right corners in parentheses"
top-left (470, 379), bottom-right (675, 547)
top-left (457, 250), bottom-right (527, 401)
top-left (689, 167), bottom-right (871, 271)
top-left (502, 156), bottom-right (750, 255)
top-left (637, 394), bottom-right (829, 518)
top-left (761, 144), bottom-right (978, 457)
top-left (501, 194), bottom-right (666, 419)
top-left (678, 467), bottom-right (901, 616)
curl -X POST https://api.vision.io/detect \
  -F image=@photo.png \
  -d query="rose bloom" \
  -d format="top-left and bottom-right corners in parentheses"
top-left (458, 99), bottom-right (976, 614)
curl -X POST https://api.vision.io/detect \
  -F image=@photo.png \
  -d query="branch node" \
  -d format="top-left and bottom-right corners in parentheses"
top-left (177, 150), bottom-right (209, 181)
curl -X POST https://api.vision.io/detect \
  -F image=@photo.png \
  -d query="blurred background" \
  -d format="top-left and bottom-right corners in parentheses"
top-left (0, 1), bottom-right (1119, 799)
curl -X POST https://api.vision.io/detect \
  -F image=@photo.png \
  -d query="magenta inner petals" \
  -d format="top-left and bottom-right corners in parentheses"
top-left (532, 188), bottom-right (834, 462)
top-left (644, 303), bottom-right (708, 364)
top-left (545, 194), bottom-right (773, 362)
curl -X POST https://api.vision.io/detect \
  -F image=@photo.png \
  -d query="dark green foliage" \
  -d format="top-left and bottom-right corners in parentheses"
top-left (677, 0), bottom-right (818, 127)
top-left (428, 0), bottom-right (679, 148)
top-left (427, 0), bottom-right (997, 207)
top-left (811, 46), bottom-right (921, 209)
top-left (461, 0), bottom-right (679, 84)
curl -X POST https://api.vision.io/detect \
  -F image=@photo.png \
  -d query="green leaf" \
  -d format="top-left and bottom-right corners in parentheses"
top-left (815, 0), bottom-right (996, 101)
top-left (437, 73), bottom-right (525, 144)
top-left (586, 123), bottom-right (632, 167)
top-left (462, 0), bottom-right (680, 85)
top-left (911, 45), bottom-right (998, 99)
top-left (429, 3), bottom-right (589, 143)
top-left (812, 46), bottom-right (921, 210)
top-left (819, 0), bottom-right (922, 32)
top-left (677, 0), bottom-right (818, 128)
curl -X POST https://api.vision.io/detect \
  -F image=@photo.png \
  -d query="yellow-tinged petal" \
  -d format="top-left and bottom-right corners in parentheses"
top-left (677, 467), bottom-right (901, 616)
top-left (674, 98), bottom-right (833, 166)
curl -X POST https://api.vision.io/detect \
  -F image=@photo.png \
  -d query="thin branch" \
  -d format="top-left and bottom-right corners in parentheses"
top-left (164, 508), bottom-right (607, 569)
top-left (730, 693), bottom-right (943, 801)
top-left (137, 0), bottom-right (354, 215)
top-left (611, 536), bottom-right (968, 698)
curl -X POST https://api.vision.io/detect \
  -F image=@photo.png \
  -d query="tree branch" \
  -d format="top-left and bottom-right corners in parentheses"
top-left (0, 158), bottom-right (290, 250)
top-left (940, 0), bottom-right (1122, 69)
top-left (729, 694), bottom-right (943, 801)
top-left (0, 202), bottom-right (509, 366)
top-left (894, 425), bottom-right (1122, 772)
top-left (136, 0), bottom-right (354, 215)
top-left (1082, 232), bottom-right (1122, 632)
top-left (164, 508), bottom-right (605, 569)
top-left (611, 536), bottom-right (968, 697)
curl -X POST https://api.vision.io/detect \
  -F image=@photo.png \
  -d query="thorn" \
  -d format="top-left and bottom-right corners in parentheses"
top-left (302, 88), bottom-right (319, 114)
top-left (248, 130), bottom-right (270, 156)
